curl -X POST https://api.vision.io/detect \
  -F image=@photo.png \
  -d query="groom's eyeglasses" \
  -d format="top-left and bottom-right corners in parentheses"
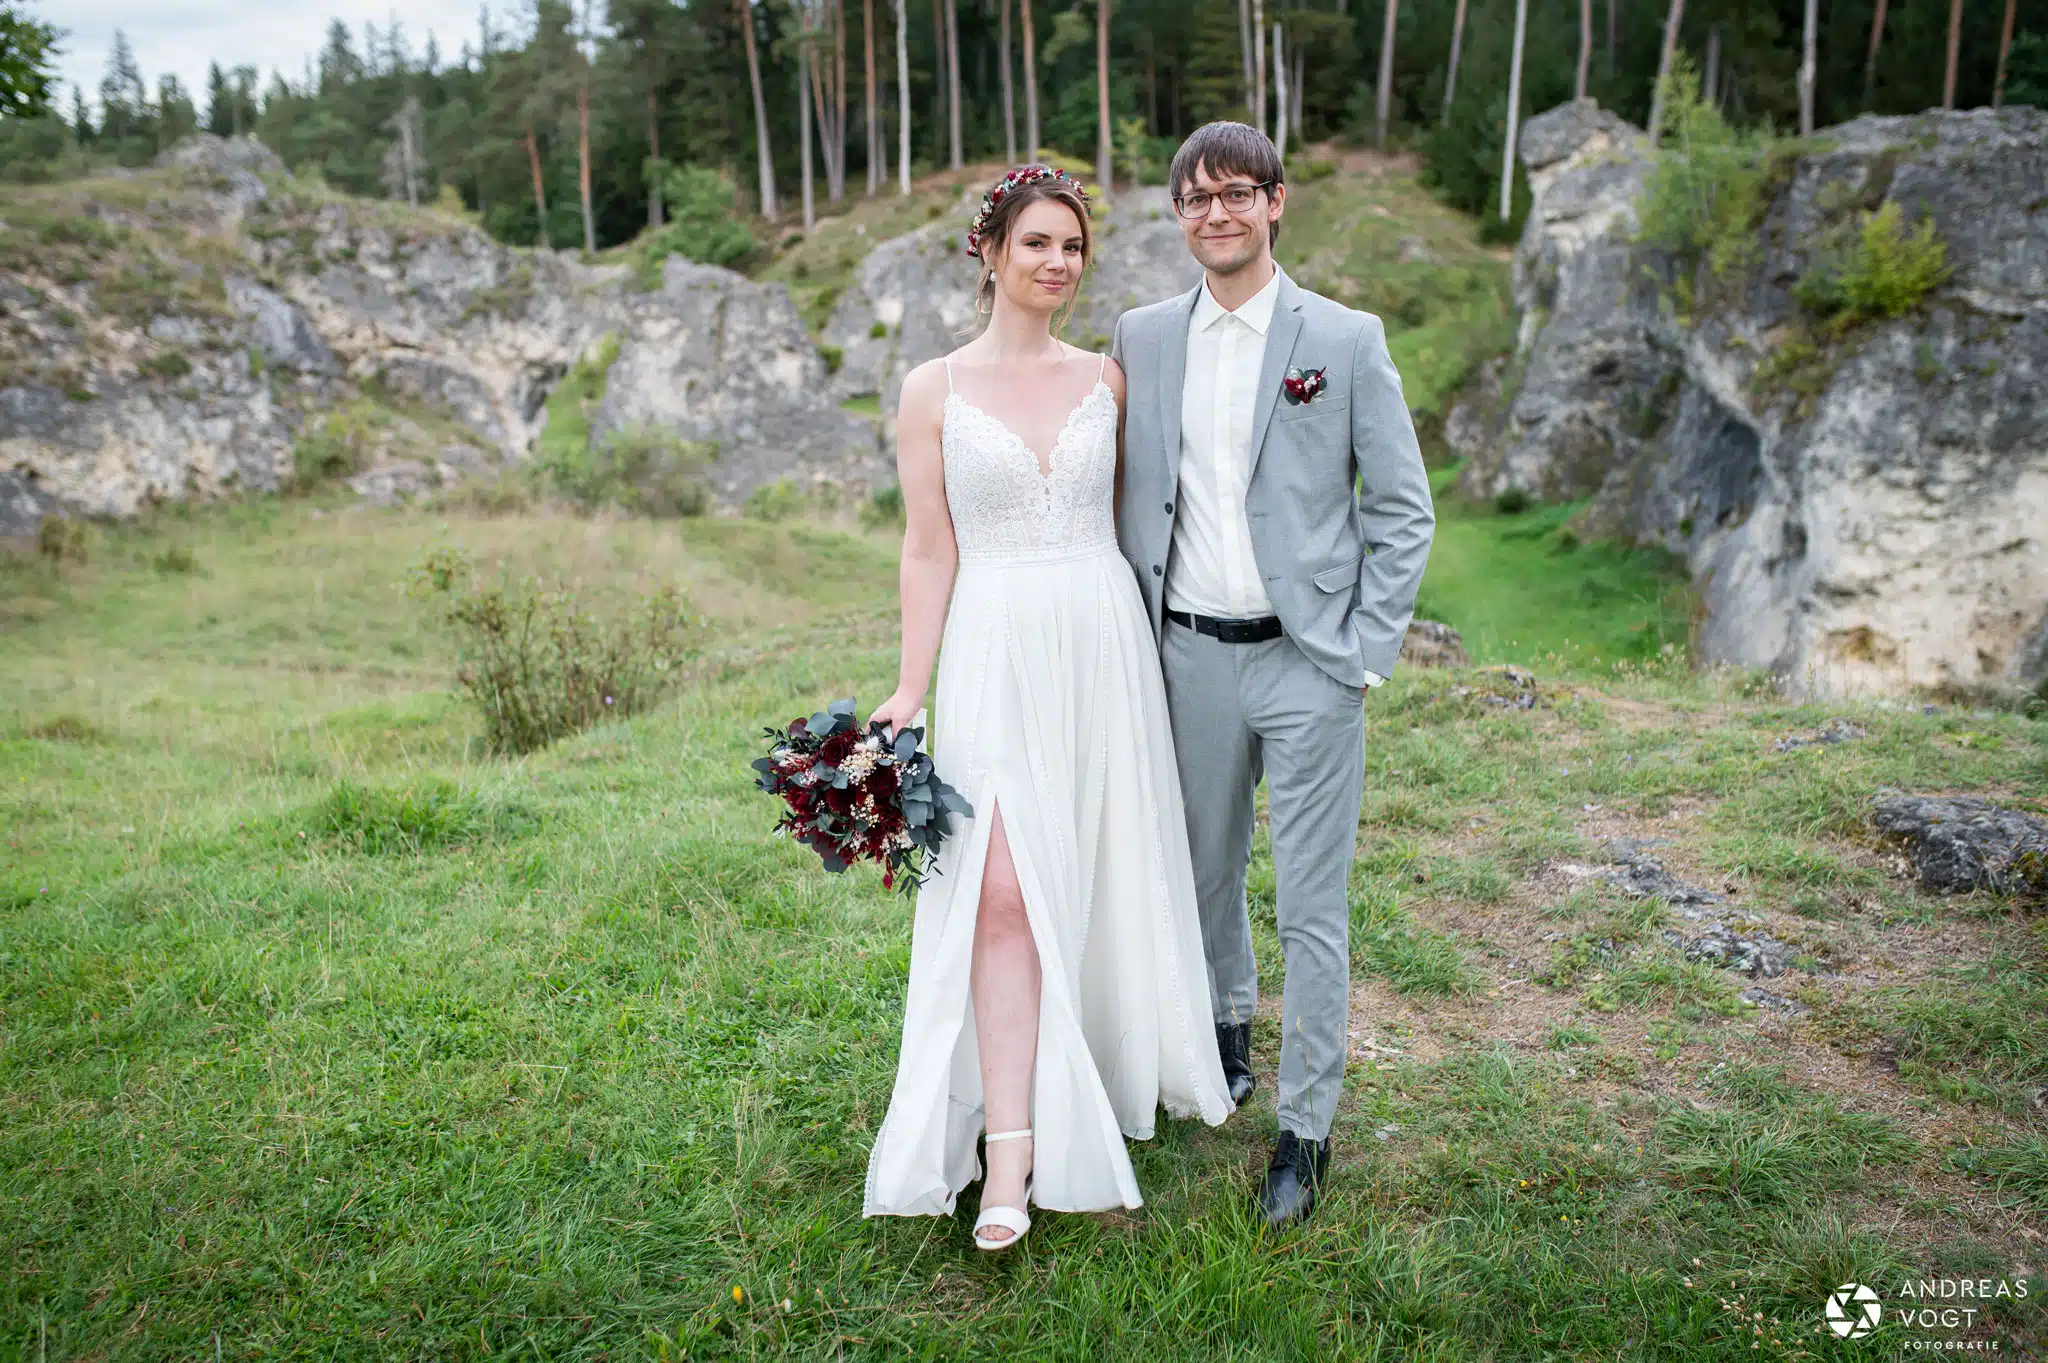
top-left (1171, 181), bottom-right (1276, 219)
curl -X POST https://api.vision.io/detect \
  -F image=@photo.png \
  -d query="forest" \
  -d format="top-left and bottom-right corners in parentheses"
top-left (3, 0), bottom-right (2046, 255)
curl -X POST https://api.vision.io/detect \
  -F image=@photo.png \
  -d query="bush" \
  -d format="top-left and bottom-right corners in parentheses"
top-left (1634, 60), bottom-right (1780, 294)
top-left (544, 422), bottom-right (714, 518)
top-left (643, 165), bottom-right (758, 274)
top-left (291, 405), bottom-right (378, 490)
top-left (743, 477), bottom-right (807, 522)
top-left (139, 349), bottom-right (192, 380)
top-left (1493, 487), bottom-right (1532, 515)
top-left (860, 482), bottom-right (905, 529)
top-left (1793, 200), bottom-right (1949, 326)
top-left (408, 546), bottom-right (703, 754)
top-left (36, 515), bottom-right (90, 564)
top-left (818, 343), bottom-right (844, 374)
top-left (868, 320), bottom-right (888, 339)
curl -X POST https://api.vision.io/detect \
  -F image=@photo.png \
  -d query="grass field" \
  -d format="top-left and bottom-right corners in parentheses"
top-left (3, 494), bottom-right (2045, 1361)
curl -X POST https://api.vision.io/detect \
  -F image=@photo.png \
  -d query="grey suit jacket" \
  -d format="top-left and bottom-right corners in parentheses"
top-left (1110, 267), bottom-right (1437, 687)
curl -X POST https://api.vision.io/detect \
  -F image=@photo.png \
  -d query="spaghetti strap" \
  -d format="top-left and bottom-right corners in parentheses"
top-left (943, 357), bottom-right (955, 394)
top-left (1095, 351), bottom-right (1108, 383)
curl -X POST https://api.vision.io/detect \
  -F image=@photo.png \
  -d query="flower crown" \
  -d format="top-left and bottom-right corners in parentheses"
top-left (964, 165), bottom-right (1090, 260)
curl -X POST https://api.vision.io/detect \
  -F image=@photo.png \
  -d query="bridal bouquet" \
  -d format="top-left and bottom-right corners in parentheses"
top-left (752, 698), bottom-right (972, 892)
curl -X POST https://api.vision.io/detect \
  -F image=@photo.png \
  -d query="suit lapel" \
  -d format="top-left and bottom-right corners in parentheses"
top-left (1157, 282), bottom-right (1200, 489)
top-left (1247, 271), bottom-right (1305, 480)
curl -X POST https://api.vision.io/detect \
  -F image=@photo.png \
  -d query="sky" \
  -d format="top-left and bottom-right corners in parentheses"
top-left (44, 1), bottom-right (502, 118)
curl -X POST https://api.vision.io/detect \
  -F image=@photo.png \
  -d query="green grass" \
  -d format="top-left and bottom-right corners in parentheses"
top-left (3, 497), bottom-right (2045, 1358)
top-left (1414, 468), bottom-right (1697, 667)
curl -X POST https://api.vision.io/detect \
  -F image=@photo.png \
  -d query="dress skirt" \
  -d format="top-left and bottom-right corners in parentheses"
top-left (862, 534), bottom-right (1234, 1218)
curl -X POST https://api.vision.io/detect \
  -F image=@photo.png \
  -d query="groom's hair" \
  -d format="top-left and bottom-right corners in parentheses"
top-left (1167, 122), bottom-right (1285, 247)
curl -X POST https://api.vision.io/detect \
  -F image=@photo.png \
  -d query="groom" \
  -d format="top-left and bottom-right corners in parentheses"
top-left (1111, 122), bottom-right (1436, 1228)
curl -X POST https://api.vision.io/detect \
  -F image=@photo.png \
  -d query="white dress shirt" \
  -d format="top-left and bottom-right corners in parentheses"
top-left (1167, 266), bottom-right (1385, 687)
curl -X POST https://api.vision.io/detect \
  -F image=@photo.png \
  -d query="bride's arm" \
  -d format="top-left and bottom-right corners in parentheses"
top-left (870, 361), bottom-right (958, 738)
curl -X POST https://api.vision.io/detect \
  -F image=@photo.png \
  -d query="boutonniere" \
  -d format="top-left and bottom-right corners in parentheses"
top-left (1282, 365), bottom-right (1328, 405)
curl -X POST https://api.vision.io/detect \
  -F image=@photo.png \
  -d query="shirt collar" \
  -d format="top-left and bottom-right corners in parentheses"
top-left (1192, 264), bottom-right (1283, 336)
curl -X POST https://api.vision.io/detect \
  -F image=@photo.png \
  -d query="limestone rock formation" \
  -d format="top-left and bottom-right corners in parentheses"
top-left (1460, 100), bottom-right (2048, 698)
top-left (0, 134), bottom-right (883, 520)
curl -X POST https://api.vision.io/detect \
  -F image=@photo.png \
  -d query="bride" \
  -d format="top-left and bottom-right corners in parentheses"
top-left (863, 166), bottom-right (1233, 1249)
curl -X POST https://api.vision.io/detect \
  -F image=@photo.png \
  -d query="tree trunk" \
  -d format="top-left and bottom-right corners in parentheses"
top-left (1252, 0), bottom-right (1266, 138)
top-left (1993, 0), bottom-right (2017, 107)
top-left (1944, 0), bottom-right (1963, 110)
top-left (1291, 42), bottom-right (1302, 139)
top-left (1704, 23), bottom-right (1720, 108)
top-left (946, 0), bottom-right (962, 171)
top-left (737, 0), bottom-right (778, 218)
top-left (1647, 0), bottom-right (1685, 148)
top-left (1239, 0), bottom-right (1255, 121)
top-left (1577, 0), bottom-right (1592, 100)
top-left (1021, 0), bottom-right (1039, 158)
top-left (864, 0), bottom-right (878, 194)
top-left (1097, 0), bottom-right (1113, 198)
top-left (1607, 0), bottom-right (1617, 78)
top-left (1000, 0), bottom-right (1016, 164)
top-left (578, 80), bottom-right (595, 253)
top-left (646, 86), bottom-right (664, 226)
top-left (1273, 21), bottom-right (1288, 158)
top-left (835, 0), bottom-right (848, 200)
top-left (1501, 0), bottom-right (1527, 221)
top-left (1442, 0), bottom-right (1468, 125)
top-left (801, 34), bottom-right (816, 229)
top-left (1799, 0), bottom-right (1817, 134)
top-left (1375, 0), bottom-right (1397, 149)
top-left (526, 125), bottom-right (550, 248)
top-left (895, 0), bottom-right (911, 192)
top-left (1862, 0), bottom-right (1889, 111)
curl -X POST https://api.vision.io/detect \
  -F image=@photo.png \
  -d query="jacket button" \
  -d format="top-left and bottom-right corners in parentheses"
top-left (1164, 501), bottom-right (1174, 514)
top-left (1152, 564), bottom-right (1162, 577)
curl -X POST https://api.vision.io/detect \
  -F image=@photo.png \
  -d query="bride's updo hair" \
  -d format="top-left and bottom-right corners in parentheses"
top-left (964, 165), bottom-right (1093, 326)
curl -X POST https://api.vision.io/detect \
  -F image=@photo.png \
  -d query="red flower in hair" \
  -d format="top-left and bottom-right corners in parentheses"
top-left (964, 165), bottom-right (1091, 259)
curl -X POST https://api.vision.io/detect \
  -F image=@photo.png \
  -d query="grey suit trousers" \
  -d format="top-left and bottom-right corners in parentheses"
top-left (1161, 616), bottom-right (1364, 1144)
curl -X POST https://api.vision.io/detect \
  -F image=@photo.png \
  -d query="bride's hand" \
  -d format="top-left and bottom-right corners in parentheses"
top-left (868, 690), bottom-right (925, 740)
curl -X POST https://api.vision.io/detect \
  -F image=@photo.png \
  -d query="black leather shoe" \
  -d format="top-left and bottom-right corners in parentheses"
top-left (1256, 1130), bottom-right (1331, 1229)
top-left (1215, 1022), bottom-right (1255, 1106)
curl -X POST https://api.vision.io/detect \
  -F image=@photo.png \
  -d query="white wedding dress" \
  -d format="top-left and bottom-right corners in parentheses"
top-left (862, 354), bottom-right (1234, 1219)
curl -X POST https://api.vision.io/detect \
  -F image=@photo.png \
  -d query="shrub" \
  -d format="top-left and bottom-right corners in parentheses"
top-left (818, 343), bottom-right (844, 374)
top-left (1493, 487), bottom-right (1532, 515)
top-left (860, 481), bottom-right (905, 529)
top-left (290, 405), bottom-right (379, 490)
top-left (1634, 60), bottom-right (1780, 293)
top-left (1793, 200), bottom-right (1949, 326)
top-left (644, 165), bottom-right (758, 273)
top-left (744, 477), bottom-right (807, 522)
top-left (868, 319), bottom-right (888, 339)
top-left (139, 349), bottom-right (192, 380)
top-left (36, 515), bottom-right (90, 564)
top-left (152, 545), bottom-right (200, 575)
top-left (408, 546), bottom-right (703, 754)
top-left (544, 422), bottom-right (714, 518)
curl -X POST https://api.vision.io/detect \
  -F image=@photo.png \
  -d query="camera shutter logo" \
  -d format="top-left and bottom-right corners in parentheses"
top-left (1825, 1283), bottom-right (1881, 1339)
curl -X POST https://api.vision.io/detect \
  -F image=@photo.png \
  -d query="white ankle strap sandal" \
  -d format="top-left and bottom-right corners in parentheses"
top-left (973, 1128), bottom-right (1034, 1251)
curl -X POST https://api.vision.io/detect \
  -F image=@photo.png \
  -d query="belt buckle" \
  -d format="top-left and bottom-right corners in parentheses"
top-left (1215, 616), bottom-right (1263, 643)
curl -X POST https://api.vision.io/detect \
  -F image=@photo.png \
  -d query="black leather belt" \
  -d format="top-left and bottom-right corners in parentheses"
top-left (1166, 609), bottom-right (1284, 643)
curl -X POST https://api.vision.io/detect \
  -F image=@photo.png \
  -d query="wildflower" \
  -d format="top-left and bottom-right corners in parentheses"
top-left (732, 1285), bottom-right (744, 1304)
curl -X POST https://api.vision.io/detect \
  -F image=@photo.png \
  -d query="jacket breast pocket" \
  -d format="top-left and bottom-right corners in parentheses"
top-left (1277, 396), bottom-right (1350, 424)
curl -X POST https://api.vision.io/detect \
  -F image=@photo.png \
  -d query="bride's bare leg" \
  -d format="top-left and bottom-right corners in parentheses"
top-left (970, 804), bottom-right (1039, 1241)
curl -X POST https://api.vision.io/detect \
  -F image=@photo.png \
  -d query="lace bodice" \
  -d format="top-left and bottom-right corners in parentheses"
top-left (941, 360), bottom-right (1118, 563)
